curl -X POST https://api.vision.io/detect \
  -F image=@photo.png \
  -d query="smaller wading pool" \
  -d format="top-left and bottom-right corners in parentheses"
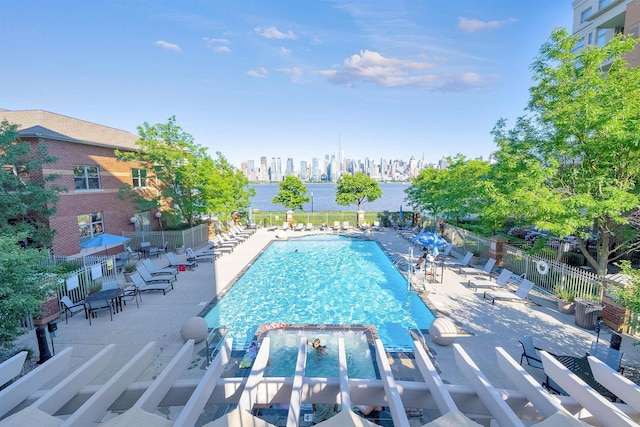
top-left (261, 329), bottom-right (378, 379)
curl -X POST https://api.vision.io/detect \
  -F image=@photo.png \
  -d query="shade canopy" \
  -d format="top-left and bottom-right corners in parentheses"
top-left (412, 232), bottom-right (448, 250)
top-left (79, 233), bottom-right (129, 249)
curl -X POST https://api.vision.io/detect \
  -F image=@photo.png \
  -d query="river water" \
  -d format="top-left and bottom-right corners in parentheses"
top-left (249, 182), bottom-right (413, 212)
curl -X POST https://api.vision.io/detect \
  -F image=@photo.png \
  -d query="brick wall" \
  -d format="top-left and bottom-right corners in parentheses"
top-left (29, 137), bottom-right (147, 255)
top-left (602, 295), bottom-right (630, 333)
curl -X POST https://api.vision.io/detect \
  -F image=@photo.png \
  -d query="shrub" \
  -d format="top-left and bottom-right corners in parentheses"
top-left (122, 262), bottom-right (137, 273)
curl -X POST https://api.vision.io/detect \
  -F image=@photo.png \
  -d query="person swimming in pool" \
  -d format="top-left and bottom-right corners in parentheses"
top-left (308, 338), bottom-right (328, 354)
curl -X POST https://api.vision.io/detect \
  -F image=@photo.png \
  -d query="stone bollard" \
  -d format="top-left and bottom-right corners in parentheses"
top-left (429, 318), bottom-right (457, 346)
top-left (181, 317), bottom-right (208, 343)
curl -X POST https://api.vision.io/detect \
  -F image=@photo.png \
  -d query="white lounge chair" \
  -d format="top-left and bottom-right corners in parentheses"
top-left (468, 268), bottom-right (513, 292)
top-left (485, 279), bottom-right (534, 305)
top-left (294, 223), bottom-right (304, 231)
top-left (458, 257), bottom-right (496, 278)
top-left (342, 221), bottom-right (349, 230)
top-left (281, 221), bottom-right (289, 230)
top-left (305, 223), bottom-right (314, 231)
top-left (186, 247), bottom-right (215, 263)
top-left (443, 251), bottom-right (473, 269)
top-left (332, 221), bottom-right (340, 231)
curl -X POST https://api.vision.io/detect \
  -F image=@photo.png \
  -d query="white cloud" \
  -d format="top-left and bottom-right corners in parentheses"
top-left (320, 50), bottom-right (489, 91)
top-left (280, 47), bottom-right (292, 56)
top-left (278, 67), bottom-right (303, 83)
top-left (458, 17), bottom-right (517, 33)
top-left (254, 26), bottom-right (296, 40)
top-left (154, 40), bottom-right (181, 52)
top-left (247, 67), bottom-right (268, 78)
top-left (203, 37), bottom-right (231, 53)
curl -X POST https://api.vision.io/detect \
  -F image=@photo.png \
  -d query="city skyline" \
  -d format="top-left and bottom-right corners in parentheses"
top-left (1, 1), bottom-right (572, 168)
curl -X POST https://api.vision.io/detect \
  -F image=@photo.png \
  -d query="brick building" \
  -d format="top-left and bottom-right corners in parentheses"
top-left (1, 109), bottom-right (155, 256)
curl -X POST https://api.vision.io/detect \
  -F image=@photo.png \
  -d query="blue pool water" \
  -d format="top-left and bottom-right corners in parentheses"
top-left (264, 331), bottom-right (376, 378)
top-left (203, 235), bottom-right (435, 350)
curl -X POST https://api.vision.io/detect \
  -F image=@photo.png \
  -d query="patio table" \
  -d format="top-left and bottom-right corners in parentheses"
top-left (549, 354), bottom-right (618, 401)
top-left (85, 288), bottom-right (123, 314)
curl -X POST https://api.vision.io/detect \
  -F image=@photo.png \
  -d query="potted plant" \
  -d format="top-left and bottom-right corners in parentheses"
top-left (174, 240), bottom-right (185, 255)
top-left (122, 262), bottom-right (137, 283)
top-left (554, 286), bottom-right (576, 314)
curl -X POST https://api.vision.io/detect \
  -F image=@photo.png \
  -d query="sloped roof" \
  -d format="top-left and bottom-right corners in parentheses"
top-left (0, 109), bottom-right (139, 150)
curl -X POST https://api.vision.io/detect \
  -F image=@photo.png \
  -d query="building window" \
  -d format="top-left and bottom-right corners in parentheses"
top-left (132, 168), bottom-right (149, 188)
top-left (572, 36), bottom-right (586, 53)
top-left (581, 7), bottom-right (592, 23)
top-left (78, 212), bottom-right (104, 241)
top-left (597, 28), bottom-right (607, 47)
top-left (598, 0), bottom-right (613, 10)
top-left (588, 32), bottom-right (593, 45)
top-left (74, 165), bottom-right (100, 190)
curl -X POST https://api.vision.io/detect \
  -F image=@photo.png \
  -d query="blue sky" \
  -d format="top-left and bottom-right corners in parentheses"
top-left (0, 0), bottom-right (572, 168)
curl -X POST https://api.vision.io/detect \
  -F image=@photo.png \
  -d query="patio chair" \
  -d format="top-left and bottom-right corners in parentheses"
top-left (114, 251), bottom-right (129, 272)
top-left (142, 258), bottom-right (178, 276)
top-left (101, 280), bottom-right (119, 291)
top-left (281, 221), bottom-right (289, 230)
top-left (305, 223), bottom-right (314, 231)
top-left (136, 264), bottom-right (177, 285)
top-left (519, 335), bottom-right (544, 369)
top-left (342, 221), bottom-right (350, 230)
top-left (485, 279), bottom-right (534, 305)
top-left (294, 223), bottom-right (304, 231)
top-left (126, 246), bottom-right (141, 260)
top-left (373, 221), bottom-right (381, 230)
top-left (60, 296), bottom-right (86, 324)
top-left (121, 284), bottom-right (139, 308)
top-left (155, 242), bottom-right (169, 256)
top-left (227, 230), bottom-right (248, 242)
top-left (459, 257), bottom-right (496, 278)
top-left (468, 268), bottom-right (513, 292)
top-left (165, 252), bottom-right (197, 270)
top-left (130, 272), bottom-right (173, 295)
top-left (85, 298), bottom-right (114, 324)
top-left (332, 221), bottom-right (340, 231)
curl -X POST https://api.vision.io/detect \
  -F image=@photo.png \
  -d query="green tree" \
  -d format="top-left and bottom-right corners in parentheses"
top-left (406, 156), bottom-right (489, 225)
top-left (272, 176), bottom-right (309, 211)
top-left (116, 116), bottom-right (214, 227)
top-left (0, 231), bottom-right (57, 348)
top-left (335, 172), bottom-right (382, 212)
top-left (489, 29), bottom-right (640, 276)
top-left (207, 152), bottom-right (255, 219)
top-left (0, 120), bottom-right (63, 247)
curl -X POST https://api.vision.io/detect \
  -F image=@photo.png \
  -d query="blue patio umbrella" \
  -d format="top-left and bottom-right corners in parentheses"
top-left (412, 232), bottom-right (448, 251)
top-left (80, 233), bottom-right (130, 252)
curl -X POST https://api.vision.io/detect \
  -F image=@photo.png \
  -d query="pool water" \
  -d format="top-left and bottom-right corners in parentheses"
top-left (264, 331), bottom-right (376, 378)
top-left (203, 235), bottom-right (435, 350)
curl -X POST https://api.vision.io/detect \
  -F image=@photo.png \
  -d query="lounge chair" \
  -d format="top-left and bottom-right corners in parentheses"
top-left (60, 296), bottom-right (86, 324)
top-left (458, 257), bottom-right (496, 278)
top-left (130, 272), bottom-right (173, 295)
top-left (281, 221), bottom-right (289, 230)
top-left (294, 223), bottom-right (304, 231)
top-left (142, 258), bottom-right (178, 276)
top-left (485, 279), bottom-right (534, 305)
top-left (186, 247), bottom-right (215, 263)
top-left (373, 221), bottom-right (381, 230)
top-left (305, 223), bottom-right (314, 231)
top-left (439, 243), bottom-right (453, 258)
top-left (519, 335), bottom-right (544, 369)
top-left (342, 221), bottom-right (349, 230)
top-left (126, 246), bottom-right (141, 260)
top-left (332, 221), bottom-right (340, 231)
top-left (165, 252), bottom-right (197, 270)
top-left (468, 268), bottom-right (513, 292)
top-left (136, 264), bottom-right (177, 285)
top-left (208, 241), bottom-right (233, 255)
top-left (227, 230), bottom-right (248, 242)
top-left (443, 251), bottom-right (473, 270)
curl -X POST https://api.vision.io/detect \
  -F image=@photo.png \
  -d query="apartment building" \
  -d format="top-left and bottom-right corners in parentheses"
top-left (572, 0), bottom-right (640, 66)
top-left (1, 109), bottom-right (155, 256)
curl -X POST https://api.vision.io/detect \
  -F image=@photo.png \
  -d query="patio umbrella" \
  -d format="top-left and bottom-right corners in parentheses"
top-left (80, 233), bottom-right (130, 253)
top-left (412, 232), bottom-right (448, 251)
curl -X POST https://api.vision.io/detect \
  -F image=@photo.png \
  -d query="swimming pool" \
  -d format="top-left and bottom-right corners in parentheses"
top-left (203, 235), bottom-right (435, 350)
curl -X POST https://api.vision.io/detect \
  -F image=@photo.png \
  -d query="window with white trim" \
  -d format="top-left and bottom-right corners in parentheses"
top-left (74, 165), bottom-right (100, 190)
top-left (132, 168), bottom-right (149, 188)
top-left (78, 212), bottom-right (104, 241)
top-left (597, 28), bottom-right (607, 47)
top-left (581, 7), bottom-right (592, 23)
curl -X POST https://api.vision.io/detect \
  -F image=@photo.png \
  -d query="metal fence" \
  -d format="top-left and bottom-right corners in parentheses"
top-left (441, 224), bottom-right (491, 261)
top-left (502, 244), bottom-right (600, 298)
top-left (122, 224), bottom-right (209, 251)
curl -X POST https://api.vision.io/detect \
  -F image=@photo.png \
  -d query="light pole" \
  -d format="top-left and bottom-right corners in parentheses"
top-left (311, 192), bottom-right (314, 213)
top-left (156, 211), bottom-right (164, 246)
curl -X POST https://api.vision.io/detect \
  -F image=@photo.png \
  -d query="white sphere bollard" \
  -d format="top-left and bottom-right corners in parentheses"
top-left (276, 230), bottom-right (287, 239)
top-left (429, 318), bottom-right (457, 346)
top-left (181, 317), bottom-right (208, 343)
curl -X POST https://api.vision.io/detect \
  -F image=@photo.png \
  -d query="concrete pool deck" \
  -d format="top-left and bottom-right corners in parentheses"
top-left (10, 225), bottom-right (640, 421)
